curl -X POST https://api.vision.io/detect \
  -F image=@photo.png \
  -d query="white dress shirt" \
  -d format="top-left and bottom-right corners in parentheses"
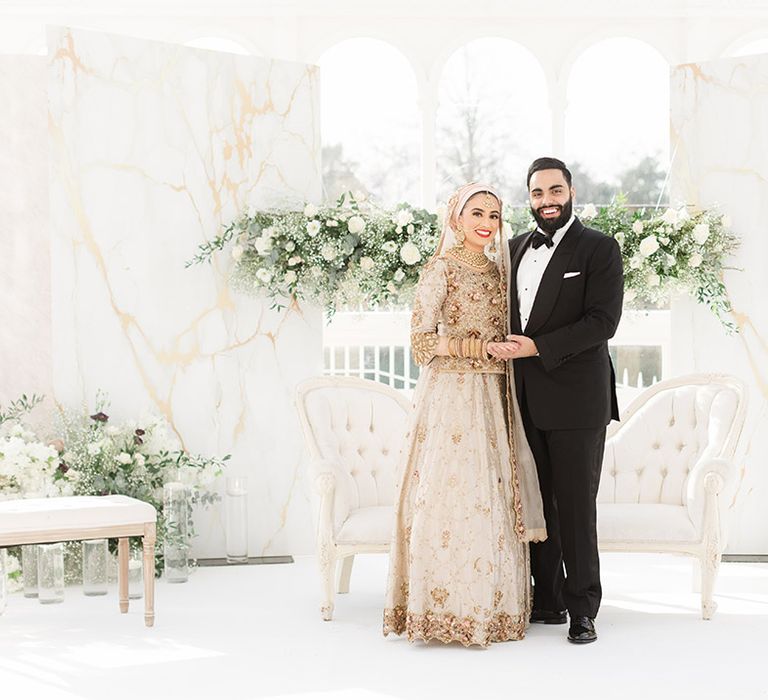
top-left (516, 214), bottom-right (575, 332)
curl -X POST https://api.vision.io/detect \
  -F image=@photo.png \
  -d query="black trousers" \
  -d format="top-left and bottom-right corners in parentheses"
top-left (520, 393), bottom-right (606, 619)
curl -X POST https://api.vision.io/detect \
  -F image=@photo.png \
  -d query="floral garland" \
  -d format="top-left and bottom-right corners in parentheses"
top-left (188, 192), bottom-right (738, 329)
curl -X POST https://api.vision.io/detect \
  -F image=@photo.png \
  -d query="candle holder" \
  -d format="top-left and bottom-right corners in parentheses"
top-left (37, 543), bottom-right (65, 604)
top-left (163, 482), bottom-right (189, 583)
top-left (21, 544), bottom-right (38, 598)
top-left (82, 539), bottom-right (108, 596)
top-left (225, 476), bottom-right (249, 564)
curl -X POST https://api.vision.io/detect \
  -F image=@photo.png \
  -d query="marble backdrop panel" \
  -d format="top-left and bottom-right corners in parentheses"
top-left (0, 57), bottom-right (52, 413)
top-left (47, 27), bottom-right (321, 556)
top-left (671, 54), bottom-right (768, 553)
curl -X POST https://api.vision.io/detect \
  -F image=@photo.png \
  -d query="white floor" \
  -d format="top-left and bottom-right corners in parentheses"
top-left (1, 553), bottom-right (767, 700)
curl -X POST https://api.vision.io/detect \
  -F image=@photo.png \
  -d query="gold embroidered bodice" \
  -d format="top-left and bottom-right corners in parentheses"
top-left (410, 254), bottom-right (506, 373)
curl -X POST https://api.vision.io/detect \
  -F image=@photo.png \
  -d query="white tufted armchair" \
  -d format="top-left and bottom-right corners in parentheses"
top-left (296, 376), bottom-right (410, 620)
top-left (597, 374), bottom-right (747, 619)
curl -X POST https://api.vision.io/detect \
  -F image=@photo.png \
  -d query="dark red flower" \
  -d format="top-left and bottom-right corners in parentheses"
top-left (57, 462), bottom-right (69, 474)
top-left (135, 428), bottom-right (146, 436)
top-left (90, 412), bottom-right (109, 422)
top-left (134, 435), bottom-right (144, 445)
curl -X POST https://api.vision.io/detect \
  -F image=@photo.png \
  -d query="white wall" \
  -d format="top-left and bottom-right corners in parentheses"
top-left (670, 53), bottom-right (768, 553)
top-left (46, 26), bottom-right (322, 556)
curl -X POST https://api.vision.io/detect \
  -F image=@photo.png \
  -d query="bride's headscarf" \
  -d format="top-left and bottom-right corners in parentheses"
top-left (431, 182), bottom-right (547, 543)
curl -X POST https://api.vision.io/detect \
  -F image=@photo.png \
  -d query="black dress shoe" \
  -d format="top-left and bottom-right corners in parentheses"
top-left (530, 609), bottom-right (568, 624)
top-left (567, 616), bottom-right (597, 644)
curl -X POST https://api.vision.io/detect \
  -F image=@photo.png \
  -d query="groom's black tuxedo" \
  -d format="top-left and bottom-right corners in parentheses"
top-left (509, 217), bottom-right (623, 430)
top-left (508, 216), bottom-right (624, 620)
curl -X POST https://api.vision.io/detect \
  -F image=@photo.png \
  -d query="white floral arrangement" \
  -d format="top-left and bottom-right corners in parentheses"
top-left (188, 192), bottom-right (738, 329)
top-left (187, 192), bottom-right (440, 315)
top-left (0, 393), bottom-right (229, 579)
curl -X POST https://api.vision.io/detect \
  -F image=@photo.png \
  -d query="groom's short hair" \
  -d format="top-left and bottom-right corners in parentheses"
top-left (527, 157), bottom-right (573, 188)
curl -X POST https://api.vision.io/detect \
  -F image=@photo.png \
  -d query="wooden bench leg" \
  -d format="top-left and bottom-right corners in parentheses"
top-left (118, 538), bottom-right (129, 613)
top-left (143, 522), bottom-right (156, 627)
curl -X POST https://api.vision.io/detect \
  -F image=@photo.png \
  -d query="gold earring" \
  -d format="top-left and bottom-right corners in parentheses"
top-left (456, 225), bottom-right (465, 243)
top-left (488, 232), bottom-right (497, 256)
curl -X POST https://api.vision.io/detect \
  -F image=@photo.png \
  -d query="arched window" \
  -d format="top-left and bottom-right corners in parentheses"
top-left (319, 38), bottom-right (421, 207)
top-left (565, 38), bottom-right (670, 206)
top-left (436, 38), bottom-right (551, 206)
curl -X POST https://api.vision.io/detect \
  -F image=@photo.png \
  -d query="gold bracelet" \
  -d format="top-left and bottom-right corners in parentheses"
top-left (481, 340), bottom-right (489, 360)
top-left (448, 337), bottom-right (457, 358)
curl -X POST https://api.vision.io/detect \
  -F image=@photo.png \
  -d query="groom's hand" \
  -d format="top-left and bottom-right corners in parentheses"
top-left (505, 334), bottom-right (539, 358)
top-left (487, 341), bottom-right (520, 360)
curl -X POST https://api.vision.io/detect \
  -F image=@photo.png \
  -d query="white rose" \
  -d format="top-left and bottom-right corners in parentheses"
top-left (284, 270), bottom-right (297, 285)
top-left (400, 241), bottom-right (422, 265)
top-left (231, 244), bottom-right (244, 261)
top-left (666, 254), bottom-right (676, 266)
top-left (580, 203), bottom-right (598, 221)
top-left (134, 453), bottom-right (146, 467)
top-left (407, 224), bottom-right (415, 235)
top-left (630, 255), bottom-right (643, 270)
top-left (62, 451), bottom-right (75, 463)
top-left (692, 223), bottom-right (710, 245)
top-left (263, 226), bottom-right (276, 239)
top-left (303, 203), bottom-right (319, 218)
top-left (326, 219), bottom-right (338, 227)
top-left (659, 236), bottom-right (670, 245)
top-left (395, 209), bottom-right (414, 228)
top-left (347, 216), bottom-right (366, 235)
top-left (689, 252), bottom-right (703, 268)
top-left (638, 235), bottom-right (660, 257)
top-left (256, 268), bottom-right (273, 284)
top-left (254, 236), bottom-right (273, 255)
top-left (116, 452), bottom-right (132, 465)
top-left (285, 241), bottom-right (296, 252)
top-left (660, 208), bottom-right (678, 226)
top-left (359, 256), bottom-right (375, 272)
top-left (287, 256), bottom-right (303, 267)
top-left (306, 220), bottom-right (321, 237)
top-left (646, 272), bottom-right (661, 287)
top-left (632, 220), bottom-right (644, 235)
top-left (321, 243), bottom-right (337, 261)
top-left (382, 241), bottom-right (398, 253)
top-left (393, 268), bottom-right (405, 282)
top-left (624, 288), bottom-right (637, 302)
top-left (677, 206), bottom-right (690, 224)
top-left (353, 190), bottom-right (367, 202)
top-left (386, 281), bottom-right (397, 294)
top-left (614, 231), bottom-right (625, 245)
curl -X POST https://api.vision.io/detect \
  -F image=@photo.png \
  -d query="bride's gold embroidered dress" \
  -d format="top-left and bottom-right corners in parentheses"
top-left (383, 231), bottom-right (546, 647)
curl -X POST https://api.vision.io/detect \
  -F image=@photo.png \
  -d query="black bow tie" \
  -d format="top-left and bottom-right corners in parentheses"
top-left (531, 231), bottom-right (554, 250)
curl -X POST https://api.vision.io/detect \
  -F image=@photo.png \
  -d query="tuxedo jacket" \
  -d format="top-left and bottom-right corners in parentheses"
top-left (507, 217), bottom-right (624, 430)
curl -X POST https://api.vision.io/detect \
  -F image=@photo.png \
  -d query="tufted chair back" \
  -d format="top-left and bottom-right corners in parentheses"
top-left (297, 376), bottom-right (411, 524)
top-left (598, 375), bottom-right (746, 506)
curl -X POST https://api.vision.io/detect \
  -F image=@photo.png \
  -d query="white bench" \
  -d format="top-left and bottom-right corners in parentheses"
top-left (0, 495), bottom-right (157, 626)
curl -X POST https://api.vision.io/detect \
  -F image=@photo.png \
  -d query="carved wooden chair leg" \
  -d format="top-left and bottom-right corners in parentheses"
top-left (143, 523), bottom-right (156, 628)
top-left (118, 537), bottom-right (129, 613)
top-left (337, 555), bottom-right (354, 594)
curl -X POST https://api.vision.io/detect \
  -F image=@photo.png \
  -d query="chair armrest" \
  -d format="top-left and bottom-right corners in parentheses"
top-left (308, 459), bottom-right (352, 536)
top-left (685, 457), bottom-right (735, 534)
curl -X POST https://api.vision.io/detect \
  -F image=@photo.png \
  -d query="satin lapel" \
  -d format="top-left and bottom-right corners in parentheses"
top-left (524, 219), bottom-right (584, 336)
top-left (508, 233), bottom-right (532, 335)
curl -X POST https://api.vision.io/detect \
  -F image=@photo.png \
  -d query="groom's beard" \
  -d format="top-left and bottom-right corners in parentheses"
top-left (531, 198), bottom-right (573, 235)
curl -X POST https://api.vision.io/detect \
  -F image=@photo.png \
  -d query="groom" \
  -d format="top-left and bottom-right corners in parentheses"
top-left (491, 157), bottom-right (623, 644)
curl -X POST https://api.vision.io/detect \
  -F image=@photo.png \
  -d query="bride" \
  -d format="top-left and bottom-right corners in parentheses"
top-left (383, 182), bottom-right (546, 647)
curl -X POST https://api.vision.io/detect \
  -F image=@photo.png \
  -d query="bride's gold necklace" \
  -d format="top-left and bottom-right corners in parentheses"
top-left (447, 244), bottom-right (491, 271)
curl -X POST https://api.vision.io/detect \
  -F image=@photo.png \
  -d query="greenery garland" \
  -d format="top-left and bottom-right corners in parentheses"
top-left (188, 192), bottom-right (739, 330)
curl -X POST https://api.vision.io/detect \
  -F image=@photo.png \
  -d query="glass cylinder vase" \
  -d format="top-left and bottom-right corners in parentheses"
top-left (128, 548), bottom-right (143, 599)
top-left (82, 539), bottom-right (108, 596)
top-left (225, 476), bottom-right (249, 564)
top-left (163, 482), bottom-right (189, 583)
top-left (37, 543), bottom-right (65, 604)
top-left (21, 544), bottom-right (39, 598)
